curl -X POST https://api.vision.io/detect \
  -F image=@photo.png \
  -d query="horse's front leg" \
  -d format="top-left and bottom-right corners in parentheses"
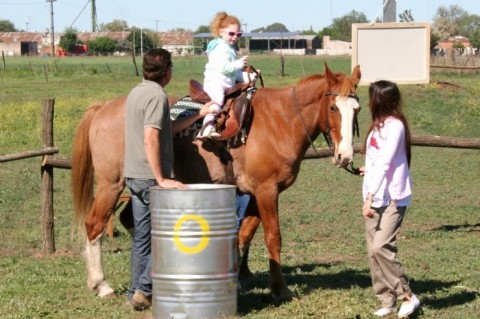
top-left (84, 186), bottom-right (121, 298)
top-left (255, 186), bottom-right (296, 302)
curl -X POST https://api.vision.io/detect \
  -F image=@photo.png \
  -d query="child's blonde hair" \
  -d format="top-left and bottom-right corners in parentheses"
top-left (210, 11), bottom-right (241, 37)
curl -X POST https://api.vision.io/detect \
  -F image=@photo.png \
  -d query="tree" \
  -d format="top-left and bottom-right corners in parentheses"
top-left (264, 23), bottom-right (289, 32)
top-left (0, 19), bottom-right (16, 32)
top-left (169, 28), bottom-right (188, 32)
top-left (251, 27), bottom-right (266, 33)
top-left (330, 10), bottom-right (368, 41)
top-left (100, 19), bottom-right (128, 32)
top-left (87, 37), bottom-right (116, 55)
top-left (469, 28), bottom-right (480, 50)
top-left (194, 25), bottom-right (210, 34)
top-left (430, 5), bottom-right (480, 49)
top-left (59, 28), bottom-right (81, 52)
top-left (432, 5), bottom-right (468, 39)
top-left (300, 26), bottom-right (317, 35)
top-left (193, 25), bottom-right (211, 53)
top-left (399, 9), bottom-right (414, 22)
top-left (126, 28), bottom-right (154, 55)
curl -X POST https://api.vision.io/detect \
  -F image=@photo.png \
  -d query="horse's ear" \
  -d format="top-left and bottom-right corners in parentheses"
top-left (324, 63), bottom-right (337, 87)
top-left (351, 65), bottom-right (361, 85)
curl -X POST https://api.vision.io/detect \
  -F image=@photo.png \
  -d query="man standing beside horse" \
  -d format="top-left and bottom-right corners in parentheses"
top-left (124, 48), bottom-right (215, 310)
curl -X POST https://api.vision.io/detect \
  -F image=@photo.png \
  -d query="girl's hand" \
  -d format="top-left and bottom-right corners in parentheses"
top-left (359, 166), bottom-right (366, 176)
top-left (362, 199), bottom-right (374, 219)
top-left (240, 55), bottom-right (248, 66)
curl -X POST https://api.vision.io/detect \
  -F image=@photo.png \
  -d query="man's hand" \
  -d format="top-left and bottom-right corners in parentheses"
top-left (199, 100), bottom-right (220, 117)
top-left (158, 178), bottom-right (187, 189)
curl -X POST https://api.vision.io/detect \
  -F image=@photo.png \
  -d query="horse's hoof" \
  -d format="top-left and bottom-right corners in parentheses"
top-left (271, 287), bottom-right (298, 304)
top-left (97, 284), bottom-right (116, 298)
top-left (101, 291), bottom-right (117, 299)
top-left (238, 267), bottom-right (254, 280)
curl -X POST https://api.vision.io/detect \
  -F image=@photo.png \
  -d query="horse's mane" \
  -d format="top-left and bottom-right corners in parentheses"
top-left (297, 74), bottom-right (324, 85)
top-left (297, 72), bottom-right (357, 96)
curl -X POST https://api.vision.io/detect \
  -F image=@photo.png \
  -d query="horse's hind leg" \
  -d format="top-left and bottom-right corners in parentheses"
top-left (84, 182), bottom-right (123, 298)
top-left (119, 199), bottom-right (134, 236)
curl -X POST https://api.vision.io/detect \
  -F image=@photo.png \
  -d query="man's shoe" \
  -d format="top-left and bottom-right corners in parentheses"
top-left (129, 291), bottom-right (152, 311)
top-left (373, 307), bottom-right (394, 317)
top-left (398, 294), bottom-right (420, 318)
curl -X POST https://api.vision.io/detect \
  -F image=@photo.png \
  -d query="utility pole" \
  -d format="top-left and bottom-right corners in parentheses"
top-left (46, 0), bottom-right (56, 56)
top-left (243, 23), bottom-right (248, 51)
top-left (91, 0), bottom-right (98, 32)
top-left (154, 20), bottom-right (160, 48)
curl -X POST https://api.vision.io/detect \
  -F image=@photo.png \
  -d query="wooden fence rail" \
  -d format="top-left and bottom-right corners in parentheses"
top-left (1, 98), bottom-right (479, 255)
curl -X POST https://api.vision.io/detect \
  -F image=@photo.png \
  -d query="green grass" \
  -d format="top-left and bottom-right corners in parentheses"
top-left (0, 55), bottom-right (479, 318)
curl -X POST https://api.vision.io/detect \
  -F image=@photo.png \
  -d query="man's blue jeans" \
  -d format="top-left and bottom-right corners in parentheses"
top-left (125, 178), bottom-right (157, 299)
top-left (236, 192), bottom-right (250, 232)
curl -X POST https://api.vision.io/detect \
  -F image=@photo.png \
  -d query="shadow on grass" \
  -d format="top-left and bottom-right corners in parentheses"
top-left (428, 223), bottom-right (480, 232)
top-left (237, 262), bottom-right (478, 316)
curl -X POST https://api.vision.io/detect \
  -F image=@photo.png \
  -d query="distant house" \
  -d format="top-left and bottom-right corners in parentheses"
top-left (0, 31), bottom-right (195, 56)
top-left (434, 36), bottom-right (476, 56)
top-left (0, 32), bottom-right (54, 56)
top-left (158, 31), bottom-right (194, 55)
top-left (248, 32), bottom-right (320, 55)
top-left (317, 35), bottom-right (351, 56)
top-left (194, 32), bottom-right (321, 55)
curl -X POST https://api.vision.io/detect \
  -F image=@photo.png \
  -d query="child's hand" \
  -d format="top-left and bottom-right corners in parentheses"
top-left (240, 55), bottom-right (248, 66)
top-left (234, 56), bottom-right (248, 69)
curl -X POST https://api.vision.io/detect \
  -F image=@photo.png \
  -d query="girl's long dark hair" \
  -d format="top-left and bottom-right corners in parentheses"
top-left (363, 80), bottom-right (411, 166)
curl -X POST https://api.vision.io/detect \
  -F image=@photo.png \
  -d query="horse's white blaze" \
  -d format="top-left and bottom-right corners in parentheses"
top-left (335, 96), bottom-right (360, 165)
top-left (85, 236), bottom-right (115, 297)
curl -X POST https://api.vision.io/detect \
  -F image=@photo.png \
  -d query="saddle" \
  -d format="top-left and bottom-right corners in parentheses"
top-left (189, 65), bottom-right (262, 140)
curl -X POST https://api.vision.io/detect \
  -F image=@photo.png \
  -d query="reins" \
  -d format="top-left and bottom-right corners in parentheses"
top-left (291, 86), bottom-right (318, 153)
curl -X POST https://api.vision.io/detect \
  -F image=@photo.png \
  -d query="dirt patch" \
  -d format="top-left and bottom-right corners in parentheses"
top-left (435, 81), bottom-right (463, 90)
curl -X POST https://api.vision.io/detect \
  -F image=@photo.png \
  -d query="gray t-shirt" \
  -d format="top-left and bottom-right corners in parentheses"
top-left (124, 79), bottom-right (173, 179)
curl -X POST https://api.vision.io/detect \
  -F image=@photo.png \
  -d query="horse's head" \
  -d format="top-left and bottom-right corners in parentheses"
top-left (323, 64), bottom-right (361, 168)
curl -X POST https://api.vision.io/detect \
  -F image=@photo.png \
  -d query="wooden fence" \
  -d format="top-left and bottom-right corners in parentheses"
top-left (1, 98), bottom-right (479, 256)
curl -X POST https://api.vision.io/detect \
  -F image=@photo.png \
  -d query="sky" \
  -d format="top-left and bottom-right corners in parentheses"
top-left (1, 0), bottom-right (479, 34)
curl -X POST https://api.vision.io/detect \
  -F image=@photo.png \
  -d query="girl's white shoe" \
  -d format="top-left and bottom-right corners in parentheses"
top-left (398, 294), bottom-right (420, 318)
top-left (373, 307), bottom-right (393, 317)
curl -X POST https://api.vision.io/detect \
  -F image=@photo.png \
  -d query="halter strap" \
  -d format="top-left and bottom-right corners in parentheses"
top-left (291, 87), bottom-right (318, 153)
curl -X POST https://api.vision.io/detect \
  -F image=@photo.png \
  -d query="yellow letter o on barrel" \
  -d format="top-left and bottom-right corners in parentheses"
top-left (173, 214), bottom-right (210, 254)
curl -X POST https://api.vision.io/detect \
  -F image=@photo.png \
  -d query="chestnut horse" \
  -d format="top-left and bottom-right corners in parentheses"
top-left (71, 65), bottom-right (361, 302)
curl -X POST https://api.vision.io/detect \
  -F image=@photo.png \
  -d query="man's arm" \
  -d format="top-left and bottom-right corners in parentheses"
top-left (144, 127), bottom-right (185, 189)
top-left (172, 101), bottom-right (217, 134)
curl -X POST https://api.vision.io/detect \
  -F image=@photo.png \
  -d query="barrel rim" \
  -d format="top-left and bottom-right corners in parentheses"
top-left (150, 184), bottom-right (237, 191)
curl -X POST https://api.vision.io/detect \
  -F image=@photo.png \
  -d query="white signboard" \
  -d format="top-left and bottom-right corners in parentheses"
top-left (352, 22), bottom-right (431, 85)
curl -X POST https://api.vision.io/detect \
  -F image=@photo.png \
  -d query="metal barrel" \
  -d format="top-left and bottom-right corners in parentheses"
top-left (150, 184), bottom-right (238, 319)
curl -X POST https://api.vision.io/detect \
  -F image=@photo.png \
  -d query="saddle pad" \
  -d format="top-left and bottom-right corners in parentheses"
top-left (170, 96), bottom-right (203, 121)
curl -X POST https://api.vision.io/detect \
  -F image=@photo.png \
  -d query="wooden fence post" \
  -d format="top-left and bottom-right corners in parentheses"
top-left (40, 98), bottom-right (55, 255)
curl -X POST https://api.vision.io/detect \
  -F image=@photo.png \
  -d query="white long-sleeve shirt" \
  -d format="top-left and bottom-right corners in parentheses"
top-left (362, 117), bottom-right (412, 207)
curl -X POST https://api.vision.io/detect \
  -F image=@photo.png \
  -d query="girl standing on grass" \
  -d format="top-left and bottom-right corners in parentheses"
top-left (360, 80), bottom-right (420, 318)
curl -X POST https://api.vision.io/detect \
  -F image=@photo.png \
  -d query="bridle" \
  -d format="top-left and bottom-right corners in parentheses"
top-left (324, 92), bottom-right (361, 175)
top-left (292, 87), bottom-right (361, 176)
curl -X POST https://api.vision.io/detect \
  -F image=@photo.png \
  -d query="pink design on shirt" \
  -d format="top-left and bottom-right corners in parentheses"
top-left (370, 136), bottom-right (379, 149)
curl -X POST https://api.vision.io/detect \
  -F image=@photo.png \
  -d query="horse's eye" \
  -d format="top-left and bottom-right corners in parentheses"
top-left (329, 105), bottom-right (336, 112)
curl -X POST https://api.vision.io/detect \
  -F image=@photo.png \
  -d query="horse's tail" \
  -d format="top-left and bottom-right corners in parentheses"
top-left (71, 102), bottom-right (103, 237)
